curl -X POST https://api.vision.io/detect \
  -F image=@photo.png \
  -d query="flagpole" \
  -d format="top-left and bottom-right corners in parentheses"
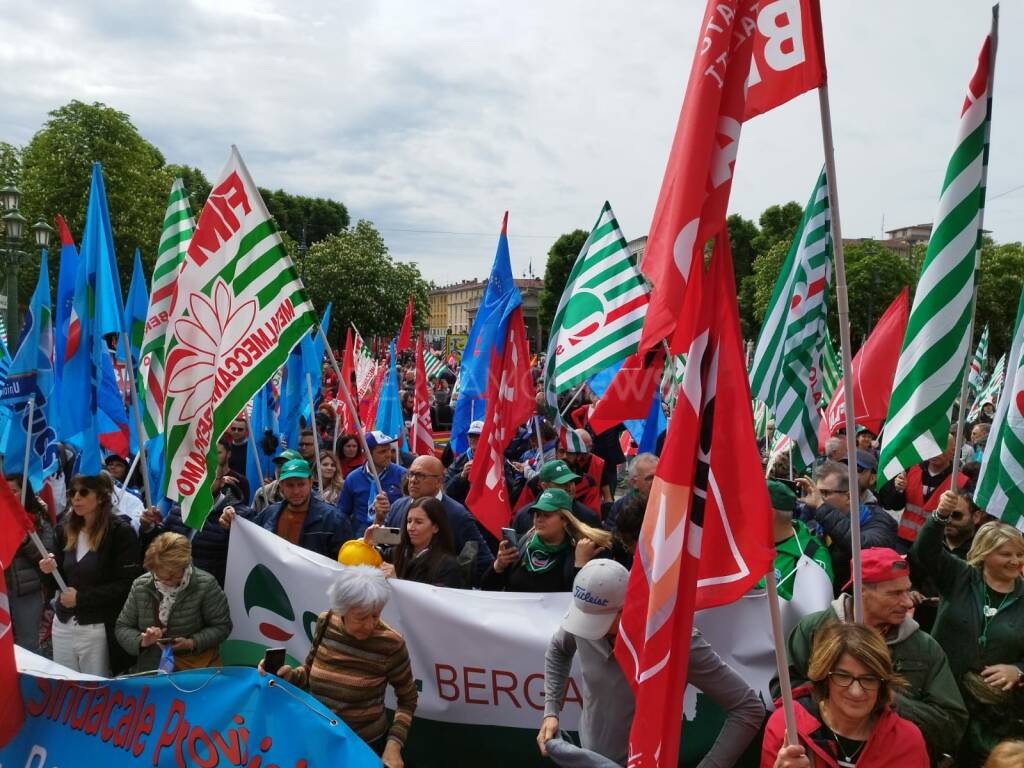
top-left (818, 82), bottom-right (864, 622)
top-left (558, 382), bottom-right (587, 420)
top-left (765, 570), bottom-right (800, 747)
top-left (532, 416), bottom-right (546, 469)
top-left (305, 372), bottom-right (325, 489)
top-left (19, 394), bottom-right (68, 592)
top-left (119, 332), bottom-right (153, 508)
top-left (316, 323), bottom-right (383, 490)
top-left (951, 5), bottom-right (998, 495)
top-left (244, 411), bottom-right (266, 493)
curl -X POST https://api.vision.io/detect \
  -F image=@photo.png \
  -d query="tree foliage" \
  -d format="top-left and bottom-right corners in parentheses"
top-left (300, 220), bottom-right (431, 347)
top-left (259, 188), bottom-right (349, 246)
top-left (165, 163), bottom-right (212, 215)
top-left (976, 241), bottom-right (1024, 359)
top-left (727, 213), bottom-right (759, 336)
top-left (0, 142), bottom-right (20, 185)
top-left (539, 229), bottom-right (588, 331)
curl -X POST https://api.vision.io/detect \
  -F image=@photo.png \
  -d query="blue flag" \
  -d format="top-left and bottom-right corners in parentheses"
top-left (280, 304), bottom-right (331, 451)
top-left (246, 380), bottom-right (281, 504)
top-left (451, 212), bottom-right (522, 453)
top-left (52, 215), bottom-right (80, 439)
top-left (119, 248), bottom-right (148, 366)
top-left (1, 252), bottom-right (58, 489)
top-left (60, 163), bottom-right (130, 472)
top-left (588, 359), bottom-right (666, 452)
top-left (374, 339), bottom-right (406, 450)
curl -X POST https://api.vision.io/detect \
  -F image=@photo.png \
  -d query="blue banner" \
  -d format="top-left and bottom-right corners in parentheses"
top-left (1, 666), bottom-right (378, 767)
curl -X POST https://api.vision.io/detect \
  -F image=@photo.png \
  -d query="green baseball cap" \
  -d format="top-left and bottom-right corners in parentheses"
top-left (279, 459), bottom-right (312, 481)
top-left (273, 449), bottom-right (304, 465)
top-left (533, 488), bottom-right (574, 513)
top-left (766, 479), bottom-right (797, 512)
top-left (538, 460), bottom-right (579, 485)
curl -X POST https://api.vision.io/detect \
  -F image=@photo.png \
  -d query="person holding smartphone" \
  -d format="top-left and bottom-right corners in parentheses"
top-left (363, 498), bottom-right (464, 588)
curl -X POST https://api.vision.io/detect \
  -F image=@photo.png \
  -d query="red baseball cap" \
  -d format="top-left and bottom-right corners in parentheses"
top-left (843, 547), bottom-right (909, 590)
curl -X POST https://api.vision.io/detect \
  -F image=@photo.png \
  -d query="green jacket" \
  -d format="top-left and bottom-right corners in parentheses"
top-left (911, 514), bottom-right (1024, 751)
top-left (778, 594), bottom-right (967, 759)
top-left (764, 520), bottom-right (833, 601)
top-left (115, 566), bottom-right (232, 671)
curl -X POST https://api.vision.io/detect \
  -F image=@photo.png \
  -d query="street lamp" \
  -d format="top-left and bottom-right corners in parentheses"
top-left (0, 185), bottom-right (52, 340)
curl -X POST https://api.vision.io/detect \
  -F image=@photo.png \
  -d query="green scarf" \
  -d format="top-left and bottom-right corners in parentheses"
top-left (523, 533), bottom-right (570, 574)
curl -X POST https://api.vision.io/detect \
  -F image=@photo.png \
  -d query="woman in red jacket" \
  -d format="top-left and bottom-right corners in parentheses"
top-left (763, 622), bottom-right (929, 767)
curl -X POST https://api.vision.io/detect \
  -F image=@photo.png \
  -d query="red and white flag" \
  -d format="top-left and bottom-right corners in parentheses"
top-left (818, 288), bottom-right (909, 446)
top-left (0, 577), bottom-right (24, 748)
top-left (616, 234), bottom-right (774, 768)
top-left (464, 307), bottom-right (535, 538)
top-left (412, 334), bottom-right (436, 455)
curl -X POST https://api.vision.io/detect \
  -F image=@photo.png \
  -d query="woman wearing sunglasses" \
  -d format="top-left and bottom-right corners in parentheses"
top-left (763, 622), bottom-right (928, 767)
top-left (38, 474), bottom-right (141, 675)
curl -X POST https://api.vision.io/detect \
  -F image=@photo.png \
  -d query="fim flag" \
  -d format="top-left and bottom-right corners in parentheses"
top-left (749, 168), bottom-right (832, 470)
top-left (975, 289), bottom-right (1024, 529)
top-left (161, 147), bottom-right (316, 529)
top-left (544, 201), bottom-right (649, 412)
top-left (879, 28), bottom-right (996, 483)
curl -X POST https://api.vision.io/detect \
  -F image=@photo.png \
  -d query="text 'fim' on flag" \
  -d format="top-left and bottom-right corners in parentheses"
top-left (161, 147), bottom-right (316, 529)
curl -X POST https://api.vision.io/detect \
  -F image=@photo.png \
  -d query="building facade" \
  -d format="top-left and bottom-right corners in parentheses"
top-left (430, 276), bottom-right (546, 354)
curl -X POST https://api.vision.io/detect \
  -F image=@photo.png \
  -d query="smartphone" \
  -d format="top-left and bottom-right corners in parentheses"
top-left (501, 527), bottom-right (518, 549)
top-left (371, 526), bottom-right (403, 546)
top-left (156, 637), bottom-right (176, 646)
top-left (263, 647), bottom-right (286, 676)
top-left (776, 478), bottom-right (801, 495)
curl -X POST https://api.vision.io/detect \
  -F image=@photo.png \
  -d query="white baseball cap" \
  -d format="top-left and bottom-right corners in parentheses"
top-left (561, 560), bottom-right (629, 640)
top-left (468, 420), bottom-right (485, 436)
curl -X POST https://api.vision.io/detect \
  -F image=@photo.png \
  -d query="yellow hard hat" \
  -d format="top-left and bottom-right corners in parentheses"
top-left (337, 539), bottom-right (383, 567)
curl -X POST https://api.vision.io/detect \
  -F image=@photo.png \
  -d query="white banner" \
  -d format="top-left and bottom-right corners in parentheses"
top-left (225, 519), bottom-right (833, 731)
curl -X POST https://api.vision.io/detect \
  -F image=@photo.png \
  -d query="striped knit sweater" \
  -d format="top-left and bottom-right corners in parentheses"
top-left (292, 611), bottom-right (417, 746)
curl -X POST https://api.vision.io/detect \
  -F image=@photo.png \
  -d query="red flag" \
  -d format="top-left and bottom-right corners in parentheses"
top-left (0, 479), bottom-right (35, 567)
top-left (341, 327), bottom-right (355, 394)
top-left (615, 233), bottom-right (774, 767)
top-left (464, 307), bottom-right (534, 538)
top-left (411, 334), bottom-right (436, 455)
top-left (396, 297), bottom-right (414, 352)
top-left (0, 578), bottom-right (25, 748)
top-left (744, 0), bottom-right (826, 121)
top-left (818, 288), bottom-right (910, 446)
top-left (360, 365), bottom-right (388, 431)
top-left (587, 349), bottom-right (666, 436)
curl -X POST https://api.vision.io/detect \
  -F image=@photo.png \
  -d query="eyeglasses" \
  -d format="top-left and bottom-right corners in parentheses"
top-left (230, 427), bottom-right (246, 433)
top-left (69, 488), bottom-right (94, 498)
top-left (828, 670), bottom-right (883, 691)
top-left (817, 487), bottom-right (846, 497)
top-left (407, 471), bottom-right (442, 481)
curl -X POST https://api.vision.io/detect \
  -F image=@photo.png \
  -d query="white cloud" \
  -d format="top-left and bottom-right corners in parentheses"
top-left (0, 0), bottom-right (1019, 285)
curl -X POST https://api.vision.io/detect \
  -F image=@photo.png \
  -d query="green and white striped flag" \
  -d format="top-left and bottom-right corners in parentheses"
top-left (879, 31), bottom-right (995, 483)
top-left (162, 147), bottom-right (316, 528)
top-left (423, 347), bottom-right (449, 379)
top-left (975, 293), bottom-right (1024, 528)
top-left (968, 324), bottom-right (989, 396)
top-left (543, 201), bottom-right (649, 411)
top-left (820, 328), bottom-right (841, 405)
top-left (967, 353), bottom-right (1005, 422)
top-left (660, 353), bottom-right (687, 414)
top-left (749, 169), bottom-right (832, 468)
top-left (139, 178), bottom-right (195, 441)
top-left (753, 399), bottom-right (769, 442)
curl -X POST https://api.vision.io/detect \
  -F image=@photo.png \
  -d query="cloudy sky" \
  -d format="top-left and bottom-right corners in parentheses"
top-left (0, 1), bottom-right (1019, 284)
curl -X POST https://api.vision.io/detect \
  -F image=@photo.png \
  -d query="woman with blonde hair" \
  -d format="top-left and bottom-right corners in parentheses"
top-left (318, 451), bottom-right (345, 506)
top-left (38, 474), bottom-right (141, 675)
top-left (116, 532), bottom-right (232, 672)
top-left (483, 488), bottom-right (610, 593)
top-left (911, 491), bottom-right (1024, 763)
top-left (763, 622), bottom-right (928, 767)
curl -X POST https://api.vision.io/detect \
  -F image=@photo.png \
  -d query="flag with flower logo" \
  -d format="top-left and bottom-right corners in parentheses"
top-left (161, 147), bottom-right (316, 529)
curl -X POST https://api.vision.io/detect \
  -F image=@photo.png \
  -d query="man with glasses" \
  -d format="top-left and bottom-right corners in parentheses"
top-left (776, 547), bottom-right (967, 764)
top-left (796, 461), bottom-right (898, 596)
top-left (603, 453), bottom-right (658, 532)
top-left (297, 429), bottom-right (318, 465)
top-left (383, 455), bottom-right (494, 581)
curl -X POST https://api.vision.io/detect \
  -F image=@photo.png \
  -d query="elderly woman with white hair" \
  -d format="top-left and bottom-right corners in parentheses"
top-left (260, 565), bottom-right (417, 767)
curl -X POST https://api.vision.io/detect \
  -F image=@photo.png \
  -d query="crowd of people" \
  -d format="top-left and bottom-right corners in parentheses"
top-left (3, 354), bottom-right (1022, 768)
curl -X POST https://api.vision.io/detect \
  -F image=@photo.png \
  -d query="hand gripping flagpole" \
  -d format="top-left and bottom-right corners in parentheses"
top-left (316, 323), bottom-right (382, 491)
top-left (818, 80), bottom-right (864, 623)
top-left (119, 331), bottom-right (153, 508)
top-left (305, 372), bottom-right (324, 490)
top-left (19, 394), bottom-right (69, 591)
top-left (951, 5), bottom-right (999, 495)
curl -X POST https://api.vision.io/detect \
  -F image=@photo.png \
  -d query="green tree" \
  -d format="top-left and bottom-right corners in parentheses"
top-left (975, 241), bottom-right (1024, 359)
top-left (0, 142), bottom-right (20, 186)
top-left (165, 163), bottom-right (212, 214)
top-left (300, 220), bottom-right (430, 347)
top-left (539, 229), bottom-right (587, 332)
top-left (835, 240), bottom-right (916, 345)
top-left (752, 201), bottom-right (804, 256)
top-left (17, 101), bottom-right (170, 289)
top-left (728, 213), bottom-right (759, 336)
top-left (259, 188), bottom-right (349, 246)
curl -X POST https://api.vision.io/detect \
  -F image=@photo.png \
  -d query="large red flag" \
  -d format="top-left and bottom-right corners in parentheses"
top-left (818, 288), bottom-right (910, 445)
top-left (464, 307), bottom-right (534, 538)
top-left (341, 327), bottom-right (355, 394)
top-left (744, 0), bottom-right (826, 120)
top-left (411, 333), bottom-right (436, 456)
top-left (360, 365), bottom-right (388, 431)
top-left (0, 578), bottom-right (25, 748)
top-left (0, 479), bottom-right (35, 567)
top-left (615, 233), bottom-right (774, 767)
top-left (396, 297), bottom-right (414, 352)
